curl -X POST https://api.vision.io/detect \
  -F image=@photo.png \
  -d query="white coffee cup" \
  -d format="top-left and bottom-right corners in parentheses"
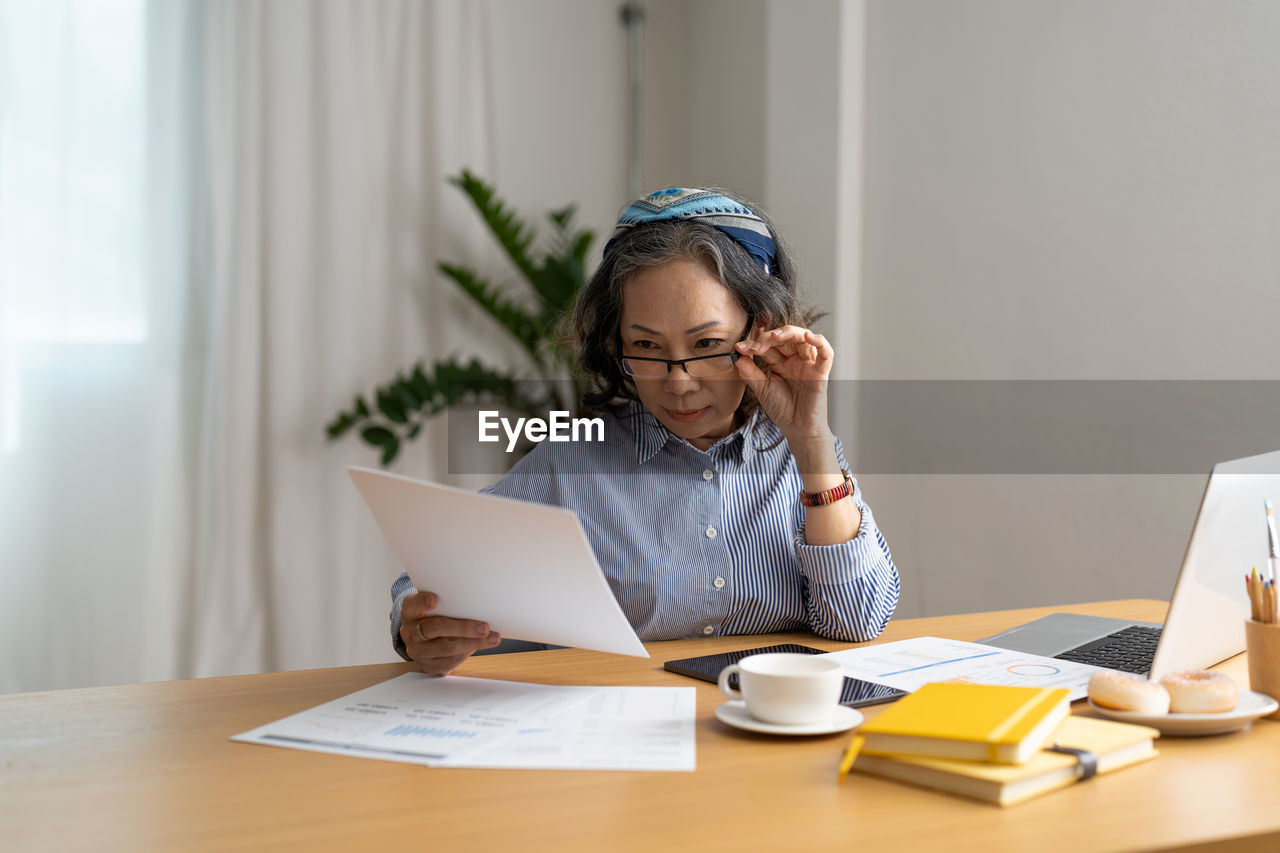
top-left (717, 653), bottom-right (844, 725)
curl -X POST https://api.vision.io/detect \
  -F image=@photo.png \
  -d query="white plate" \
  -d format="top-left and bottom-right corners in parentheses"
top-left (714, 701), bottom-right (863, 736)
top-left (1088, 690), bottom-right (1279, 736)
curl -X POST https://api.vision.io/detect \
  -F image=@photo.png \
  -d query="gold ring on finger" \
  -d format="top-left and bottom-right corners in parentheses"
top-left (416, 620), bottom-right (427, 643)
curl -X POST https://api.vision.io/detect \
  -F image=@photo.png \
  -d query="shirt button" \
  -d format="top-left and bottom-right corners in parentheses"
top-left (713, 576), bottom-right (726, 590)
top-left (702, 626), bottom-right (715, 636)
top-left (705, 526), bottom-right (716, 539)
top-left (702, 468), bottom-right (714, 481)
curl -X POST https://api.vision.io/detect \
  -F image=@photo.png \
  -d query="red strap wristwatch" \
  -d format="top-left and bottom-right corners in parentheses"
top-left (799, 469), bottom-right (854, 507)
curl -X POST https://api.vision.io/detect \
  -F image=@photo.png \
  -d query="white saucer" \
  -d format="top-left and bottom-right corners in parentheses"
top-left (1088, 690), bottom-right (1279, 736)
top-left (714, 701), bottom-right (863, 736)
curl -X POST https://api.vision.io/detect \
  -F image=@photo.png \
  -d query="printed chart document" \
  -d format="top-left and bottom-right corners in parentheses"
top-left (232, 674), bottom-right (591, 765)
top-left (348, 467), bottom-right (647, 658)
top-left (450, 685), bottom-right (696, 771)
top-left (821, 637), bottom-right (1102, 701)
top-left (232, 673), bottom-right (696, 772)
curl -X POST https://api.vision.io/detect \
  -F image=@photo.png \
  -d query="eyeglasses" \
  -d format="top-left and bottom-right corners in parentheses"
top-left (619, 349), bottom-right (742, 379)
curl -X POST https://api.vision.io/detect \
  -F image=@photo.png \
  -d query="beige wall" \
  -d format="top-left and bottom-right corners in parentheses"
top-left (481, 0), bottom-right (632, 241)
top-left (646, 0), bottom-right (768, 201)
top-left (858, 0), bottom-right (1280, 616)
top-left (861, 0), bottom-right (1280, 382)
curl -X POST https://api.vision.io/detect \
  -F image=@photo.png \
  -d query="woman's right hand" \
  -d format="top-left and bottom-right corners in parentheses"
top-left (400, 591), bottom-right (502, 675)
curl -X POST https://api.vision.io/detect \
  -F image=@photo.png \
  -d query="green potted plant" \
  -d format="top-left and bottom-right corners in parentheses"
top-left (326, 170), bottom-right (594, 465)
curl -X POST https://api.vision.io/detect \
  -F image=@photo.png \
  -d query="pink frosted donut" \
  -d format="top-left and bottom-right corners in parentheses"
top-left (1159, 670), bottom-right (1238, 713)
top-left (1088, 671), bottom-right (1170, 715)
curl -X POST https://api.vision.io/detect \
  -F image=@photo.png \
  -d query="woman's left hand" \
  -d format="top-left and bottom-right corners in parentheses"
top-left (734, 325), bottom-right (833, 447)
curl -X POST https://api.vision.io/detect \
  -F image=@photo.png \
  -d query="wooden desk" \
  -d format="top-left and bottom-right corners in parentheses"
top-left (3, 600), bottom-right (1277, 852)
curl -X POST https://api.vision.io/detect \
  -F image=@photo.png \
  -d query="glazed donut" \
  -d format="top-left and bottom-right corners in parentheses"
top-left (1159, 670), bottom-right (1239, 713)
top-left (1088, 671), bottom-right (1171, 715)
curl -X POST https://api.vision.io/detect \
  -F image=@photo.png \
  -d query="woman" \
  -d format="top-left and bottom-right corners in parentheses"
top-left (391, 187), bottom-right (899, 675)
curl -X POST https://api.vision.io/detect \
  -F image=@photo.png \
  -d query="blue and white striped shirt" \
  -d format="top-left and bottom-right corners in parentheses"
top-left (390, 404), bottom-right (899, 659)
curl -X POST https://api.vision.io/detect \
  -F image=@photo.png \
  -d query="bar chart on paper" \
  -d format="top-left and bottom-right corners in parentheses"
top-left (233, 673), bottom-right (594, 764)
top-left (383, 724), bottom-right (481, 740)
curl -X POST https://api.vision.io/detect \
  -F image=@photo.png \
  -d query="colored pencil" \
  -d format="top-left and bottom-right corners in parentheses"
top-left (1249, 568), bottom-right (1262, 621)
top-left (1266, 499), bottom-right (1279, 585)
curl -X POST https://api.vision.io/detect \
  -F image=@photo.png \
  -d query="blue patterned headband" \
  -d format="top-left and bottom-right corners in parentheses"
top-left (605, 187), bottom-right (777, 275)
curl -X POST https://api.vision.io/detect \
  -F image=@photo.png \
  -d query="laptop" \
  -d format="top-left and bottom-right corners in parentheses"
top-left (979, 449), bottom-right (1280, 680)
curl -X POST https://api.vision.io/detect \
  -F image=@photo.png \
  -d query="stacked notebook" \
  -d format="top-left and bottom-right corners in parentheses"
top-left (842, 682), bottom-right (1159, 806)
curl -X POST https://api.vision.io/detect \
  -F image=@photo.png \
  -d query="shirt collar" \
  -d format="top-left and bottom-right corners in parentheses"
top-left (628, 401), bottom-right (771, 466)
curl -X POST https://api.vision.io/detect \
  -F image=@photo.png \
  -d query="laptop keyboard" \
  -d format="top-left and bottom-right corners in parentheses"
top-left (1053, 625), bottom-right (1163, 675)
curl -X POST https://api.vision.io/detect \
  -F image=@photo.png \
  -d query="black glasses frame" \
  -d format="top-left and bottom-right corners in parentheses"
top-left (619, 350), bottom-right (743, 377)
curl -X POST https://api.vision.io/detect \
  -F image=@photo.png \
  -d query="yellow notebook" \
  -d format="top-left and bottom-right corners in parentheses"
top-left (852, 715), bottom-right (1160, 806)
top-left (857, 682), bottom-right (1071, 764)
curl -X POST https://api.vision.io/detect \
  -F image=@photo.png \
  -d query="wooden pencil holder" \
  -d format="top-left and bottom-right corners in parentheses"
top-left (1245, 619), bottom-right (1280, 720)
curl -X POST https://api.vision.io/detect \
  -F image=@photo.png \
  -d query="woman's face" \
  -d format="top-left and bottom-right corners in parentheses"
top-left (619, 258), bottom-right (752, 451)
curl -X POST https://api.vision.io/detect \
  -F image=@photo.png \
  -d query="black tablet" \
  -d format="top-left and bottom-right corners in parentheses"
top-left (664, 643), bottom-right (907, 708)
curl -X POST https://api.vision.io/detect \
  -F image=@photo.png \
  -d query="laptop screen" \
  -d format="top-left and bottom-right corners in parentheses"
top-left (1150, 449), bottom-right (1280, 679)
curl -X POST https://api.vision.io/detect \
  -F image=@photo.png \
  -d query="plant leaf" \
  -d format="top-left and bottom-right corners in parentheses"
top-left (361, 426), bottom-right (396, 446)
top-left (450, 170), bottom-right (540, 289)
top-left (431, 356), bottom-right (550, 416)
top-left (410, 364), bottom-right (433, 400)
top-left (547, 204), bottom-right (574, 231)
top-left (325, 413), bottom-right (353, 439)
top-left (438, 262), bottom-right (545, 362)
top-left (392, 376), bottom-right (421, 411)
top-left (376, 390), bottom-right (408, 424)
top-left (380, 438), bottom-right (400, 466)
top-left (536, 204), bottom-right (592, 313)
top-left (537, 254), bottom-right (584, 315)
top-left (570, 229), bottom-right (594, 267)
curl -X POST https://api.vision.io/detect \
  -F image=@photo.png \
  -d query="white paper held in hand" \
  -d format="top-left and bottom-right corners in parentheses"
top-left (348, 467), bottom-right (648, 658)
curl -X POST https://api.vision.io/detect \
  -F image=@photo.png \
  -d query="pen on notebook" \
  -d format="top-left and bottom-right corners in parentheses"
top-left (1265, 499), bottom-right (1279, 584)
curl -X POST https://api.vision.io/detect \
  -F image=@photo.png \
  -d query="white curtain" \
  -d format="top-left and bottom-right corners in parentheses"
top-left (1, 0), bottom-right (496, 692)
top-left (0, 0), bottom-right (197, 692)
